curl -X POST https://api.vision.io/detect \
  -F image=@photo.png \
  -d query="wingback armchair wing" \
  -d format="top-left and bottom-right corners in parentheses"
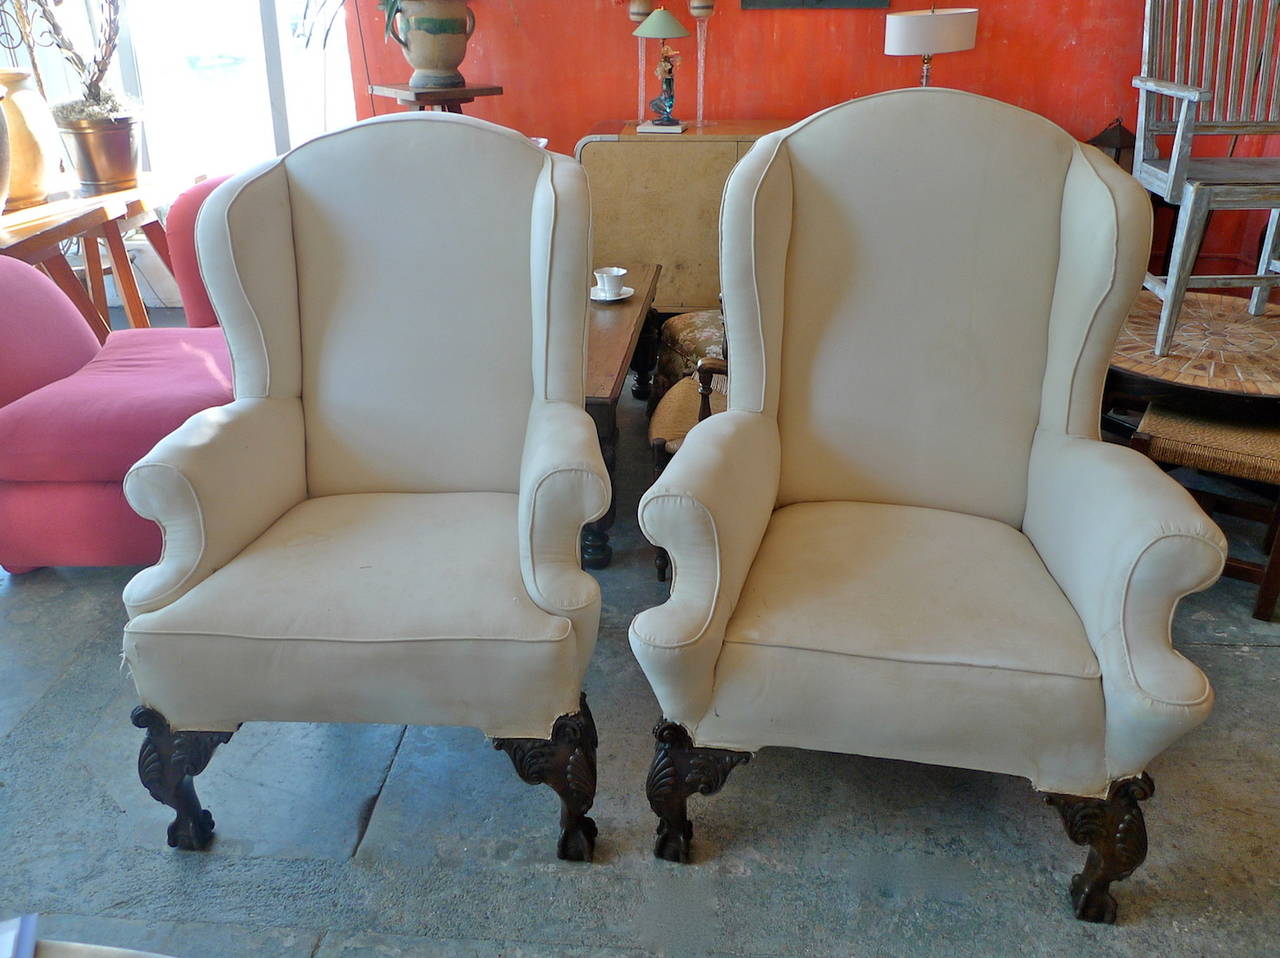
top-left (121, 114), bottom-right (610, 861)
top-left (630, 90), bottom-right (1225, 920)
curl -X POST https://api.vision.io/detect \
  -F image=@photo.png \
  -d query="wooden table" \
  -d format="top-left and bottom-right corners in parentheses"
top-left (582, 262), bottom-right (662, 569)
top-left (368, 83), bottom-right (503, 113)
top-left (1108, 289), bottom-right (1280, 410)
top-left (0, 179), bottom-right (180, 342)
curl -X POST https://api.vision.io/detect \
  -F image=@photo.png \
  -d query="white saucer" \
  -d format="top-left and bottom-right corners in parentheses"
top-left (591, 285), bottom-right (634, 303)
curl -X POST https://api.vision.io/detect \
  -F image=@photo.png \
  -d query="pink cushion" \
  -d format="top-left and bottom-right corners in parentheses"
top-left (0, 479), bottom-right (162, 569)
top-left (167, 175), bottom-right (231, 328)
top-left (0, 326), bottom-right (232, 482)
top-left (0, 258), bottom-right (101, 407)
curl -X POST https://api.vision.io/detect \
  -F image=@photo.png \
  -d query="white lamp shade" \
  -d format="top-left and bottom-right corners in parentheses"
top-left (884, 8), bottom-right (979, 56)
top-left (633, 7), bottom-right (690, 39)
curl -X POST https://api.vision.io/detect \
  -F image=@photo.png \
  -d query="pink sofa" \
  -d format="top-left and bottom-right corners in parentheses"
top-left (0, 258), bottom-right (232, 573)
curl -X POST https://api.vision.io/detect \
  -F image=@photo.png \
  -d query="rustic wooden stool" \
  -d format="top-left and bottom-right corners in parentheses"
top-left (648, 357), bottom-right (728, 581)
top-left (1132, 402), bottom-right (1280, 620)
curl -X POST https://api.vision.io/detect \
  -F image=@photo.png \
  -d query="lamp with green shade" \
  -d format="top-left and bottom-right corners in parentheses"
top-left (634, 7), bottom-right (690, 133)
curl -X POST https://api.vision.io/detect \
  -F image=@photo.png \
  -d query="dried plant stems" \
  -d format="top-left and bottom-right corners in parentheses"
top-left (29, 0), bottom-right (120, 101)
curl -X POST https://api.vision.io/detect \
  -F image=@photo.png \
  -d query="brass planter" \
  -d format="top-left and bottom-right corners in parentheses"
top-left (59, 116), bottom-right (140, 195)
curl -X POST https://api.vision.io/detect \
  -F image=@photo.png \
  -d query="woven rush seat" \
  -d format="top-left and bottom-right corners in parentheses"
top-left (1138, 403), bottom-right (1280, 485)
top-left (648, 371), bottom-right (728, 455)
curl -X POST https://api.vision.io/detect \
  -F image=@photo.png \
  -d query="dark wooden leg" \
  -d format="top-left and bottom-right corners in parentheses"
top-left (582, 401), bottom-right (617, 569)
top-left (131, 706), bottom-right (234, 850)
top-left (493, 693), bottom-right (599, 862)
top-left (646, 720), bottom-right (750, 863)
top-left (651, 438), bottom-right (671, 581)
top-left (1045, 774), bottom-right (1155, 923)
top-left (1253, 510), bottom-right (1280, 620)
top-left (630, 307), bottom-right (662, 400)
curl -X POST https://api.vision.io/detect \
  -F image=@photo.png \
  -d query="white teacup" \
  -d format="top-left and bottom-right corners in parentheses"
top-left (594, 267), bottom-right (627, 297)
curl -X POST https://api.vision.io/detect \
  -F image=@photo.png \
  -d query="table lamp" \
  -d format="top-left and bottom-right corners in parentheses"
top-left (884, 5), bottom-right (979, 87)
top-left (634, 7), bottom-right (690, 133)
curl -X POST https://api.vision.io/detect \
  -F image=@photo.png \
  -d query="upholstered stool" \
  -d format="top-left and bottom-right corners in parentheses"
top-left (648, 357), bottom-right (727, 580)
top-left (651, 309), bottom-right (725, 412)
top-left (1132, 402), bottom-right (1280, 619)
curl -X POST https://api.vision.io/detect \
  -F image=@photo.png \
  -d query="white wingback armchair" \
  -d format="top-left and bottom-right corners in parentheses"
top-left (121, 114), bottom-right (609, 861)
top-left (631, 90), bottom-right (1226, 920)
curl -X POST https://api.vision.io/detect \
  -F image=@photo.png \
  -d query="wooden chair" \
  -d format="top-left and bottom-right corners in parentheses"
top-left (648, 356), bottom-right (727, 580)
top-left (1132, 401), bottom-right (1280, 620)
top-left (1134, 0), bottom-right (1280, 355)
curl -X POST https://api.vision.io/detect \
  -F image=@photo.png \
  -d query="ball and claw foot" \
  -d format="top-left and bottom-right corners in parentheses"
top-left (167, 808), bottom-right (216, 851)
top-left (1070, 872), bottom-right (1119, 924)
top-left (1047, 773), bottom-right (1155, 924)
top-left (558, 814), bottom-right (599, 863)
top-left (646, 720), bottom-right (749, 864)
top-left (654, 817), bottom-right (694, 863)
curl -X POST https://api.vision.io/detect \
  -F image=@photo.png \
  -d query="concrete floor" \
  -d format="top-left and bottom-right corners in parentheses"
top-left (2, 388), bottom-right (1279, 957)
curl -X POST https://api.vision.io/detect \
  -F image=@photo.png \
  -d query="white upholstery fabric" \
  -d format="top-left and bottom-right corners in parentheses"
top-left (632, 89), bottom-right (1224, 798)
top-left (125, 494), bottom-right (583, 735)
top-left (695, 501), bottom-right (1108, 793)
top-left (125, 114), bottom-right (606, 740)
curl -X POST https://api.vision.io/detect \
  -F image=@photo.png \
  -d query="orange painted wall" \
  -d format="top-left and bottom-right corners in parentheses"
top-left (344, 0), bottom-right (1269, 262)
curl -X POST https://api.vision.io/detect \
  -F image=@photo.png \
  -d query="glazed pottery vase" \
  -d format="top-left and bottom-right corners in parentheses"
top-left (0, 70), bottom-right (62, 211)
top-left (390, 0), bottom-right (476, 89)
top-left (690, 0), bottom-right (715, 16)
top-left (59, 116), bottom-right (140, 195)
top-left (629, 0), bottom-right (654, 22)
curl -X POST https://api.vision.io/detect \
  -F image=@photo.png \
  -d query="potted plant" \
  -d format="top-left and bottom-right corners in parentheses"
top-left (37, 0), bottom-right (140, 194)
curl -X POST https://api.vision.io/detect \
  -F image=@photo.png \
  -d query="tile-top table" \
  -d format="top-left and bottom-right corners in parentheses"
top-left (583, 262), bottom-right (662, 569)
top-left (1109, 289), bottom-right (1280, 404)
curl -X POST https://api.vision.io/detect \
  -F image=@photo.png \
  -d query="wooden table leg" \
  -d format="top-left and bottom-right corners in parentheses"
top-left (40, 253), bottom-right (111, 343)
top-left (140, 218), bottom-right (174, 275)
top-left (101, 218), bottom-right (151, 328)
top-left (582, 400), bottom-right (618, 569)
top-left (82, 232), bottom-right (107, 314)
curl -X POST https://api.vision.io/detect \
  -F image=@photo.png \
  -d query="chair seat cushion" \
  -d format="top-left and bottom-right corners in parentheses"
top-left (728, 500), bottom-right (1098, 677)
top-left (0, 327), bottom-right (232, 482)
top-left (700, 501), bottom-right (1107, 793)
top-left (654, 310), bottom-right (725, 402)
top-left (124, 492), bottom-right (582, 736)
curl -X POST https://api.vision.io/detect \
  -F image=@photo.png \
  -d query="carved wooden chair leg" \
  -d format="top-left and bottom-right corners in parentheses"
top-left (493, 693), bottom-right (599, 862)
top-left (646, 720), bottom-right (750, 863)
top-left (651, 437), bottom-right (673, 581)
top-left (131, 706), bottom-right (235, 850)
top-left (1045, 773), bottom-right (1155, 923)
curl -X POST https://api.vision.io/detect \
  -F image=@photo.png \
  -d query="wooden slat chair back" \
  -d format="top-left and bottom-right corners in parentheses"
top-left (1135, 0), bottom-right (1280, 354)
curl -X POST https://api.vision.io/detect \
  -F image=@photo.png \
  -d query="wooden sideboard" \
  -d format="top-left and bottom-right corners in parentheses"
top-left (575, 120), bottom-right (788, 313)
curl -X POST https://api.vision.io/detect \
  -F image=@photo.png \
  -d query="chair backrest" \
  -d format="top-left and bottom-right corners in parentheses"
top-left (196, 114), bottom-right (590, 497)
top-left (1142, 0), bottom-right (1280, 133)
top-left (166, 175), bottom-right (231, 327)
top-left (0, 258), bottom-right (100, 408)
top-left (720, 90), bottom-right (1150, 528)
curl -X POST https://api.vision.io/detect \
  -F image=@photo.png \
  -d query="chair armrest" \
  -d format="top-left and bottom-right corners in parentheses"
top-left (1132, 76), bottom-right (1213, 102)
top-left (122, 398), bottom-right (306, 617)
top-left (1023, 431), bottom-right (1226, 779)
top-left (517, 400), bottom-right (610, 621)
top-left (630, 410), bottom-right (780, 725)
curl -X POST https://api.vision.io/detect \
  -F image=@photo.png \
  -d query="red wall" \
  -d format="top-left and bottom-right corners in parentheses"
top-left (344, 0), bottom-right (1268, 263)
